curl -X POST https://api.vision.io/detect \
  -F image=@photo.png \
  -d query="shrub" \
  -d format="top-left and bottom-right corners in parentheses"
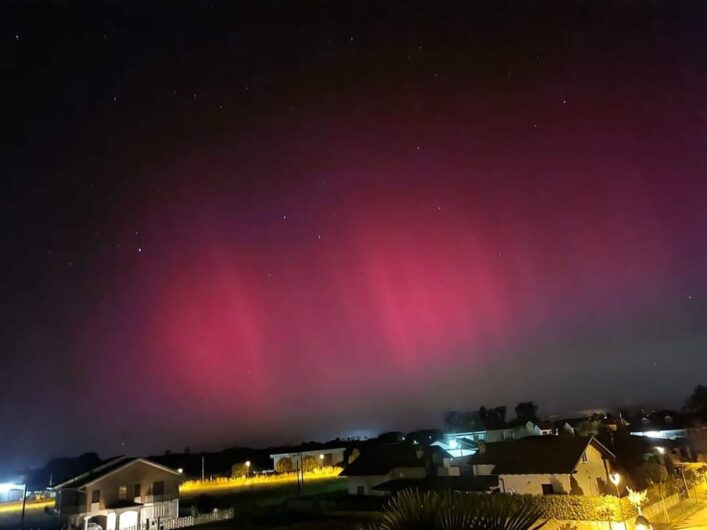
top-left (367, 489), bottom-right (547, 530)
top-left (275, 456), bottom-right (295, 473)
top-left (302, 455), bottom-right (319, 472)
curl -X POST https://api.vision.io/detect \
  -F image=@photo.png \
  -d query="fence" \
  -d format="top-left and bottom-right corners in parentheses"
top-left (642, 492), bottom-right (680, 520)
top-left (162, 508), bottom-right (235, 530)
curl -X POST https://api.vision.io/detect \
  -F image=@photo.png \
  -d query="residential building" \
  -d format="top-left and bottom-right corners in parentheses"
top-left (468, 436), bottom-right (615, 495)
top-left (270, 447), bottom-right (346, 470)
top-left (52, 456), bottom-right (181, 530)
top-left (339, 443), bottom-right (450, 496)
top-left (434, 421), bottom-right (553, 457)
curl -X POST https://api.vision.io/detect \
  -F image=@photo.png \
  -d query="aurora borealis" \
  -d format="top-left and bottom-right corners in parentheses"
top-left (1, 0), bottom-right (706, 469)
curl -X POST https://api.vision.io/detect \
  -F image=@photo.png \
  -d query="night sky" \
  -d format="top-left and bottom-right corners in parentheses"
top-left (2, 0), bottom-right (707, 471)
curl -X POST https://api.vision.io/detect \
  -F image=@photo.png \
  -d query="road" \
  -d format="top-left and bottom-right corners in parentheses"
top-left (673, 486), bottom-right (707, 530)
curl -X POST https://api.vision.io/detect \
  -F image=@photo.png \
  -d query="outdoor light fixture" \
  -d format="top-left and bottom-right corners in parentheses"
top-left (177, 468), bottom-right (183, 474)
top-left (634, 515), bottom-right (652, 530)
top-left (610, 472), bottom-right (621, 486)
top-left (0, 483), bottom-right (17, 495)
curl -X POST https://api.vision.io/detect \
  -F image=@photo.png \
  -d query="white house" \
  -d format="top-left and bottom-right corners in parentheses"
top-left (339, 443), bottom-right (450, 496)
top-left (468, 436), bottom-right (615, 496)
top-left (269, 447), bottom-right (346, 471)
top-left (435, 421), bottom-right (554, 457)
top-left (52, 456), bottom-right (182, 530)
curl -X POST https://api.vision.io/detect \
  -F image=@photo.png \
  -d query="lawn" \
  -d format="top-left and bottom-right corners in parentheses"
top-left (180, 475), bottom-right (352, 526)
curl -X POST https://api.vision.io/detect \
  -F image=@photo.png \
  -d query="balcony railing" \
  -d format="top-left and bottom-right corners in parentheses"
top-left (139, 493), bottom-right (175, 503)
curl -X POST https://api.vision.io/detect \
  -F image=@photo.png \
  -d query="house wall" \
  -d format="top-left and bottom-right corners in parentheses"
top-left (272, 448), bottom-right (346, 469)
top-left (346, 467), bottom-right (427, 495)
top-left (573, 444), bottom-right (610, 495)
top-left (499, 473), bottom-right (571, 495)
top-left (83, 461), bottom-right (180, 513)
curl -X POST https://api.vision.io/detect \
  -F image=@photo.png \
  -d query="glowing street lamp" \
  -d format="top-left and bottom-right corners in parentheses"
top-left (245, 460), bottom-right (251, 478)
top-left (610, 473), bottom-right (626, 530)
top-left (319, 454), bottom-right (324, 468)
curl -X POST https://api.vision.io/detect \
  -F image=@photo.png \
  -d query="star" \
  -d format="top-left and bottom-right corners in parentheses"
top-left (317, 234), bottom-right (321, 240)
top-left (282, 215), bottom-right (287, 220)
top-left (138, 247), bottom-right (143, 253)
top-left (15, 34), bottom-right (20, 41)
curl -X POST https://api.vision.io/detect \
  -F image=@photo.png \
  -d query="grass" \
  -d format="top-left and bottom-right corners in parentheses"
top-left (180, 474), bottom-right (349, 525)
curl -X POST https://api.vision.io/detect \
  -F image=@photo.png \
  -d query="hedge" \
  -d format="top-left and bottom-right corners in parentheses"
top-left (484, 494), bottom-right (636, 521)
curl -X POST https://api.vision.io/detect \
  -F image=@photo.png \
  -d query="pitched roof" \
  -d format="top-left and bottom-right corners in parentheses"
top-left (469, 436), bottom-right (614, 475)
top-left (340, 443), bottom-right (448, 477)
top-left (373, 475), bottom-right (499, 493)
top-left (52, 457), bottom-right (181, 489)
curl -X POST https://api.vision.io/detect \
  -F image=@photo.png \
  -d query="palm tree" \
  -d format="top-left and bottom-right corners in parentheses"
top-left (368, 489), bottom-right (547, 530)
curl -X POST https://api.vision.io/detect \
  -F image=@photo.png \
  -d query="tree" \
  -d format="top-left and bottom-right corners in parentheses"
top-left (480, 406), bottom-right (507, 429)
top-left (444, 410), bottom-right (481, 431)
top-left (685, 385), bottom-right (707, 412)
top-left (231, 462), bottom-right (248, 477)
top-left (275, 457), bottom-right (294, 474)
top-left (514, 401), bottom-right (539, 423)
top-left (301, 455), bottom-right (318, 472)
top-left (370, 488), bottom-right (546, 530)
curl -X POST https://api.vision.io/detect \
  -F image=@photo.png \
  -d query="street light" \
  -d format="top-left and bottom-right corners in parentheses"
top-left (610, 473), bottom-right (626, 530)
top-left (319, 454), bottom-right (324, 468)
top-left (245, 461), bottom-right (251, 478)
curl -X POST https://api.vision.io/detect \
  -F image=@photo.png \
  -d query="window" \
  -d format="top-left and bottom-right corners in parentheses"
top-left (581, 451), bottom-right (588, 463)
top-left (91, 490), bottom-right (100, 503)
top-left (133, 484), bottom-right (141, 498)
top-left (541, 484), bottom-right (554, 495)
top-left (152, 481), bottom-right (164, 496)
top-left (118, 486), bottom-right (127, 500)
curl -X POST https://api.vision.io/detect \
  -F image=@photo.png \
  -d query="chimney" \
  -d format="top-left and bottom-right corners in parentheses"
top-left (477, 441), bottom-right (486, 454)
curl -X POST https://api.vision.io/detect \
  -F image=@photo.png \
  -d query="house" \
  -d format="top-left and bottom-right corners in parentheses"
top-left (434, 421), bottom-right (554, 457)
top-left (468, 436), bottom-right (615, 496)
top-left (339, 443), bottom-right (450, 496)
top-left (270, 447), bottom-right (346, 470)
top-left (52, 456), bottom-right (182, 530)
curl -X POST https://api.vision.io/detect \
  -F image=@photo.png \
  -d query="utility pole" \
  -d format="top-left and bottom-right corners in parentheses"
top-left (19, 483), bottom-right (27, 530)
top-left (201, 456), bottom-right (205, 482)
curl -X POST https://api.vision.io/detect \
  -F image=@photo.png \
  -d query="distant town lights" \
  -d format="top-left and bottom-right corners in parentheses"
top-left (0, 483), bottom-right (18, 494)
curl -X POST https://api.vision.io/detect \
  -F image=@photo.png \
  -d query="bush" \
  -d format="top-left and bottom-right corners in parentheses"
top-left (302, 455), bottom-right (319, 472)
top-left (275, 456), bottom-right (294, 474)
top-left (368, 489), bottom-right (547, 530)
top-left (231, 462), bottom-right (248, 477)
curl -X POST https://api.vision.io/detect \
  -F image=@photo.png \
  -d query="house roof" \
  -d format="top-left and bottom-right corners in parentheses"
top-left (469, 436), bottom-right (614, 475)
top-left (339, 443), bottom-right (448, 477)
top-left (52, 457), bottom-right (181, 490)
top-left (373, 475), bottom-right (499, 493)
